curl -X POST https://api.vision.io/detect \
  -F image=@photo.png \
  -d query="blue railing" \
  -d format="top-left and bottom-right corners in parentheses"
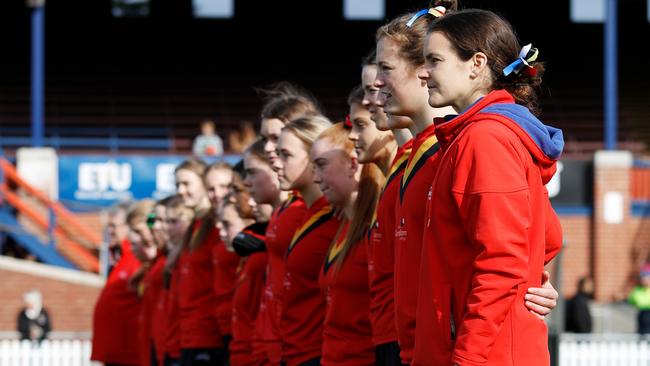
top-left (0, 127), bottom-right (174, 152)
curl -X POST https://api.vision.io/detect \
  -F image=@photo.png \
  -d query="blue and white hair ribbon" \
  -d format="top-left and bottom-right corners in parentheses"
top-left (405, 6), bottom-right (447, 28)
top-left (502, 43), bottom-right (539, 76)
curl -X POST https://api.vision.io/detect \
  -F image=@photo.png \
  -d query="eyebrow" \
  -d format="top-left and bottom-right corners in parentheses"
top-left (424, 52), bottom-right (441, 61)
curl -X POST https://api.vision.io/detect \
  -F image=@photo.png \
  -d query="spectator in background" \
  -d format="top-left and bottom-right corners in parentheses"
top-left (565, 276), bottom-right (593, 333)
top-left (193, 120), bottom-right (224, 157)
top-left (629, 264), bottom-right (650, 334)
top-left (228, 121), bottom-right (257, 153)
top-left (17, 289), bottom-right (51, 343)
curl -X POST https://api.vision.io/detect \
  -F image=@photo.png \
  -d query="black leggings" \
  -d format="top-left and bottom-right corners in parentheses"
top-left (374, 341), bottom-right (401, 366)
top-left (180, 348), bottom-right (226, 366)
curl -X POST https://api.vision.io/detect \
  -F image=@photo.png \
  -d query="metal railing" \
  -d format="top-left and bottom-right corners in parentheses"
top-left (560, 333), bottom-right (650, 365)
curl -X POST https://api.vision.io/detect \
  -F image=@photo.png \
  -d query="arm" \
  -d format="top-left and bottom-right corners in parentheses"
top-left (450, 124), bottom-right (536, 365)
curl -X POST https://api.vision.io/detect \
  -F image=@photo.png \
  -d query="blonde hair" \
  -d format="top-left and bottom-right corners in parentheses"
top-left (281, 115), bottom-right (332, 150)
top-left (317, 123), bottom-right (385, 270)
top-left (126, 199), bottom-right (156, 227)
top-left (175, 157), bottom-right (207, 177)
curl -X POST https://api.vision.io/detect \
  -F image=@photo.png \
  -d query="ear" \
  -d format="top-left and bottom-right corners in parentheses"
top-left (470, 52), bottom-right (489, 79)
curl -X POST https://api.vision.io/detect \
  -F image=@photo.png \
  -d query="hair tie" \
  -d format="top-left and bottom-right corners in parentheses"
top-left (344, 115), bottom-right (353, 129)
top-left (503, 43), bottom-right (539, 77)
top-left (405, 6), bottom-right (447, 28)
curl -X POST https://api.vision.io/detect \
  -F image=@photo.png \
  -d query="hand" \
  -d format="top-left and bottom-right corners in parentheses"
top-left (525, 271), bottom-right (558, 319)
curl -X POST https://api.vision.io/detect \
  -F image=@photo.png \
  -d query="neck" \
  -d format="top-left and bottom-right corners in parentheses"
top-left (378, 141), bottom-right (398, 176)
top-left (455, 90), bottom-right (487, 114)
top-left (272, 190), bottom-right (289, 209)
top-left (410, 105), bottom-right (435, 135)
top-left (194, 197), bottom-right (212, 218)
top-left (392, 128), bottom-right (413, 147)
top-left (298, 183), bottom-right (323, 208)
top-left (343, 190), bottom-right (358, 220)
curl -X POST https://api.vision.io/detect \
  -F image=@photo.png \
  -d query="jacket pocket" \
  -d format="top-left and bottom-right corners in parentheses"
top-left (512, 283), bottom-right (550, 365)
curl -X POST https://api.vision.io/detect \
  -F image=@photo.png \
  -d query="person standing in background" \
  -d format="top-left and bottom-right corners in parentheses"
top-left (629, 264), bottom-right (650, 334)
top-left (565, 276), bottom-right (593, 333)
top-left (193, 120), bottom-right (225, 157)
top-left (17, 289), bottom-right (51, 343)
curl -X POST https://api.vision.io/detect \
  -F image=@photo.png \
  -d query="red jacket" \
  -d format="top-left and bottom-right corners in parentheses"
top-left (178, 219), bottom-right (223, 349)
top-left (231, 251), bottom-right (268, 366)
top-left (395, 124), bottom-right (440, 364)
top-left (141, 254), bottom-right (166, 365)
top-left (367, 140), bottom-right (412, 346)
top-left (262, 194), bottom-right (307, 364)
top-left (281, 195), bottom-right (340, 365)
top-left (91, 239), bottom-right (142, 365)
top-left (213, 239), bottom-right (241, 336)
top-left (415, 90), bottom-right (564, 366)
top-left (319, 222), bottom-right (374, 366)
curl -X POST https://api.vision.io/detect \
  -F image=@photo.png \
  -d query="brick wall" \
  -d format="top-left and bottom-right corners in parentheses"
top-left (555, 215), bottom-right (592, 297)
top-left (0, 256), bottom-right (103, 332)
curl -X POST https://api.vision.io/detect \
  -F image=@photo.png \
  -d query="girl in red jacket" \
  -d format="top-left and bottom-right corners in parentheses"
top-left (373, 3), bottom-right (457, 363)
top-left (242, 138), bottom-right (288, 366)
top-left (91, 201), bottom-right (150, 366)
top-left (216, 189), bottom-right (259, 366)
top-left (174, 158), bottom-right (226, 366)
top-left (312, 123), bottom-right (384, 366)
top-left (276, 115), bottom-right (341, 366)
top-left (256, 83), bottom-right (319, 364)
top-left (162, 196), bottom-right (196, 366)
top-left (347, 81), bottom-right (408, 366)
top-left (142, 196), bottom-right (176, 366)
top-left (374, 3), bottom-right (561, 364)
top-left (416, 9), bottom-right (564, 366)
top-left (205, 162), bottom-right (241, 358)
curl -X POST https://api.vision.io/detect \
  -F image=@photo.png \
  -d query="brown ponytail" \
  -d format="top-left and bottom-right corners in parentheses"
top-left (316, 123), bottom-right (386, 270)
top-left (428, 9), bottom-right (544, 115)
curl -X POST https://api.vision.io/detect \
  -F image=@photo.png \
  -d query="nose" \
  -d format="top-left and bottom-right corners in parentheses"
top-left (373, 76), bottom-right (384, 88)
top-left (264, 140), bottom-right (275, 154)
top-left (417, 67), bottom-right (430, 81)
top-left (348, 129), bottom-right (359, 142)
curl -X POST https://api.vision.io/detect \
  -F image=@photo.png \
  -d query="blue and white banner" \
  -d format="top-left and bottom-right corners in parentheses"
top-left (58, 155), bottom-right (241, 210)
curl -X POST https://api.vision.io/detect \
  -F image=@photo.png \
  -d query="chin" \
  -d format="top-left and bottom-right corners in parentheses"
top-left (428, 95), bottom-right (446, 109)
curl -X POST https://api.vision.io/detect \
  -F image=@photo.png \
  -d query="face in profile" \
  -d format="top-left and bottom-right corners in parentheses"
top-left (260, 118), bottom-right (285, 169)
top-left (276, 130), bottom-right (313, 191)
top-left (348, 101), bottom-right (393, 164)
top-left (311, 138), bottom-right (358, 206)
top-left (128, 220), bottom-right (157, 262)
top-left (217, 203), bottom-right (252, 251)
top-left (165, 207), bottom-right (193, 251)
top-left (175, 169), bottom-right (207, 209)
top-left (205, 168), bottom-right (233, 209)
top-left (375, 37), bottom-right (429, 118)
top-left (243, 153), bottom-right (281, 205)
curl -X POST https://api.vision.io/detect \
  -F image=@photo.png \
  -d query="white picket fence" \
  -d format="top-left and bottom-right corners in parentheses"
top-left (0, 339), bottom-right (99, 366)
top-left (1, 334), bottom-right (649, 365)
top-left (560, 334), bottom-right (650, 365)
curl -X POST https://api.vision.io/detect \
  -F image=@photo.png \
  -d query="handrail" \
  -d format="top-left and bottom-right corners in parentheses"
top-left (0, 158), bottom-right (101, 248)
top-left (0, 185), bottom-right (99, 272)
